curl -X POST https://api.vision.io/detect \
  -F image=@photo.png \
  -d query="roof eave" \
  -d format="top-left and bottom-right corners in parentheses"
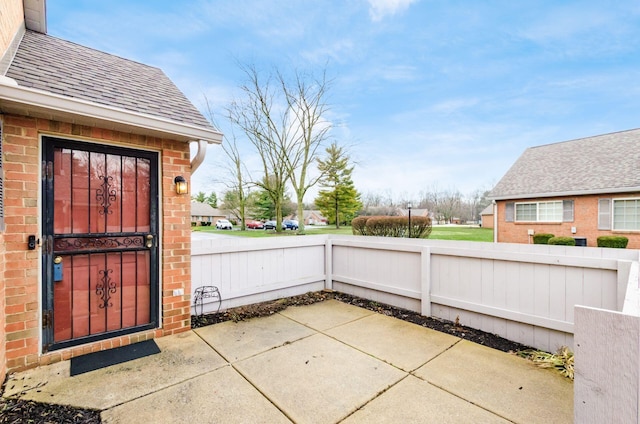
top-left (490, 186), bottom-right (640, 201)
top-left (0, 78), bottom-right (223, 144)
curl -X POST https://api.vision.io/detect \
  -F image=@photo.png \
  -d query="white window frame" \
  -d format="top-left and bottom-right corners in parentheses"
top-left (515, 200), bottom-right (563, 223)
top-left (612, 198), bottom-right (640, 231)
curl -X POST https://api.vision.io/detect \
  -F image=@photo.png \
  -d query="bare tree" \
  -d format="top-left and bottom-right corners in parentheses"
top-left (204, 96), bottom-right (251, 230)
top-left (221, 133), bottom-right (250, 229)
top-left (278, 69), bottom-right (332, 233)
top-left (227, 64), bottom-right (289, 232)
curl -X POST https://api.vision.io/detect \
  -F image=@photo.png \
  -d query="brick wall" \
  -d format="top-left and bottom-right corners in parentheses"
top-left (481, 213), bottom-right (493, 229)
top-left (2, 114), bottom-right (192, 374)
top-left (0, 0), bottom-right (23, 56)
top-left (496, 194), bottom-right (640, 248)
top-left (0, 231), bottom-right (6, 383)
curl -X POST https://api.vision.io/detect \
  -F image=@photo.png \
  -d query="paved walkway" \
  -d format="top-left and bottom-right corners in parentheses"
top-left (3, 300), bottom-right (573, 423)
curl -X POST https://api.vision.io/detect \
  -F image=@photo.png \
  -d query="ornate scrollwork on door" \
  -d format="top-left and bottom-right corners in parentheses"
top-left (96, 175), bottom-right (117, 215)
top-left (96, 269), bottom-right (117, 309)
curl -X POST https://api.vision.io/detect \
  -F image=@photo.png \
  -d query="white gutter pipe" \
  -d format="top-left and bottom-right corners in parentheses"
top-left (191, 140), bottom-right (208, 174)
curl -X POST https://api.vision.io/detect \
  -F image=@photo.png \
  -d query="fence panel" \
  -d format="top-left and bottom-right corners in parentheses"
top-left (191, 235), bottom-right (633, 353)
top-left (191, 237), bottom-right (327, 313)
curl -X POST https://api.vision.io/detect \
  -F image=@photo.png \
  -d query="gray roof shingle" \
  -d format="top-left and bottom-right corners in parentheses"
top-left (191, 202), bottom-right (223, 217)
top-left (490, 128), bottom-right (640, 200)
top-left (6, 30), bottom-right (214, 129)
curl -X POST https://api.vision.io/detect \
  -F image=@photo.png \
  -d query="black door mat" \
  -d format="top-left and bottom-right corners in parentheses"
top-left (70, 339), bottom-right (161, 376)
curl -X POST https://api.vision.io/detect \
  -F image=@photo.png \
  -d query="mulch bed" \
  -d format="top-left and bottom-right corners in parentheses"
top-left (0, 399), bottom-right (101, 424)
top-left (1, 290), bottom-right (531, 423)
top-left (191, 290), bottom-right (531, 353)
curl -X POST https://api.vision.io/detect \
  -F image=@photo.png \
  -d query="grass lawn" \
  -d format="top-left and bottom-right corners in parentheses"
top-left (193, 224), bottom-right (493, 242)
top-left (429, 226), bottom-right (493, 242)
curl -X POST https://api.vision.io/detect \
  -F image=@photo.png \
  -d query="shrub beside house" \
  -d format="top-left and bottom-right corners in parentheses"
top-left (490, 128), bottom-right (640, 248)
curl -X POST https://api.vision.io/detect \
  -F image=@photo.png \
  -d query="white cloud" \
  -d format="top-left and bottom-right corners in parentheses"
top-left (368, 0), bottom-right (419, 22)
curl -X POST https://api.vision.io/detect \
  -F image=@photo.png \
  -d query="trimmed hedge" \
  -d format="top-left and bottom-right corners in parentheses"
top-left (532, 233), bottom-right (554, 244)
top-left (548, 236), bottom-right (576, 246)
top-left (352, 215), bottom-right (432, 238)
top-left (597, 236), bottom-right (629, 249)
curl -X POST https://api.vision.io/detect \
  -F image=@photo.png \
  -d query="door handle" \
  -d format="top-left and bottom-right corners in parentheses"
top-left (146, 234), bottom-right (154, 248)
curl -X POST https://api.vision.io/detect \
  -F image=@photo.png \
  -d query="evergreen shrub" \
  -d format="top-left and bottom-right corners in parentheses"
top-left (548, 236), bottom-right (576, 246)
top-left (532, 233), bottom-right (554, 244)
top-left (351, 215), bottom-right (432, 238)
top-left (597, 236), bottom-right (629, 248)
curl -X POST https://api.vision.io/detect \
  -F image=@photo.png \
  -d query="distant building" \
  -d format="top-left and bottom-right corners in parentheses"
top-left (191, 202), bottom-right (227, 226)
top-left (490, 129), bottom-right (640, 247)
top-left (480, 204), bottom-right (494, 229)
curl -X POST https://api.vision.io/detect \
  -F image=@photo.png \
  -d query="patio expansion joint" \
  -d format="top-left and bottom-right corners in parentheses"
top-left (98, 364), bottom-right (234, 414)
top-left (189, 324), bottom-right (303, 422)
top-left (408, 339), bottom-right (519, 424)
top-left (415, 378), bottom-right (518, 424)
top-left (338, 374), bottom-right (413, 422)
top-left (193, 324), bottom-right (318, 364)
top-left (226, 360), bottom-right (297, 423)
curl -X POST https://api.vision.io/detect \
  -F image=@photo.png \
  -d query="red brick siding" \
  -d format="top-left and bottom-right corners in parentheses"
top-left (2, 114), bottom-right (192, 374)
top-left (496, 194), bottom-right (640, 248)
top-left (0, 231), bottom-right (6, 383)
top-left (0, 0), bottom-right (23, 56)
top-left (481, 213), bottom-right (494, 229)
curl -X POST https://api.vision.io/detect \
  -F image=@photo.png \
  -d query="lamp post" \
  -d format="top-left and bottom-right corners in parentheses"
top-left (407, 202), bottom-right (412, 238)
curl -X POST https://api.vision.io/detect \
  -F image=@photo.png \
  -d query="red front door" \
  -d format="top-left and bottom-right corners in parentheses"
top-left (42, 137), bottom-right (159, 352)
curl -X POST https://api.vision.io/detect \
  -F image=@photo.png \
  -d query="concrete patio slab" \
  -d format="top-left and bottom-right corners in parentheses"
top-left (195, 313), bottom-right (315, 362)
top-left (234, 332), bottom-right (406, 424)
top-left (4, 331), bottom-right (227, 410)
top-left (101, 365), bottom-right (292, 424)
top-left (342, 374), bottom-right (510, 423)
top-left (415, 340), bottom-right (573, 424)
top-left (326, 312), bottom-right (460, 371)
top-left (3, 302), bottom-right (574, 423)
top-left (279, 299), bottom-right (375, 331)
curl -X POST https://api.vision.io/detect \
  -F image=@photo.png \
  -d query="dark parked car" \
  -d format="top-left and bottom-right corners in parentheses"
top-left (264, 220), bottom-right (287, 230)
top-left (283, 219), bottom-right (299, 230)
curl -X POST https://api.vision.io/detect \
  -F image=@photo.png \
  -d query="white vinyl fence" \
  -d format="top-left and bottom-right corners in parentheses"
top-left (191, 233), bottom-right (640, 423)
top-left (192, 234), bottom-right (637, 352)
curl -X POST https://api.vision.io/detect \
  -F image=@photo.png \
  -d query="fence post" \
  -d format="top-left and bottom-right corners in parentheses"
top-left (574, 305), bottom-right (640, 423)
top-left (325, 238), bottom-right (333, 290)
top-left (421, 246), bottom-right (431, 317)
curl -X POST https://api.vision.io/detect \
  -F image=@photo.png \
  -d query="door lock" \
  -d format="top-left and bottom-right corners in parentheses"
top-left (53, 256), bottom-right (63, 282)
top-left (146, 234), bottom-right (154, 248)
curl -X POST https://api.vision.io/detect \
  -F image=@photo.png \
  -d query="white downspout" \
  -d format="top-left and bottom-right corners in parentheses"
top-left (190, 140), bottom-right (208, 174)
top-left (493, 200), bottom-right (498, 243)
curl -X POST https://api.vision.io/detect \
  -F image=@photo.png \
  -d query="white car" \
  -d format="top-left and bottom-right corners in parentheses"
top-left (215, 219), bottom-right (233, 230)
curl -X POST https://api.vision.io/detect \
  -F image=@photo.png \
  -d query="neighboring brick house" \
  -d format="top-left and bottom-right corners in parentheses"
top-left (0, 0), bottom-right (222, 380)
top-left (190, 201), bottom-right (227, 226)
top-left (490, 129), bottom-right (640, 248)
top-left (480, 204), bottom-right (494, 229)
top-left (290, 210), bottom-right (329, 226)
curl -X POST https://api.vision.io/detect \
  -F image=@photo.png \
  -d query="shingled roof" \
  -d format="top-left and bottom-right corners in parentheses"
top-left (5, 30), bottom-right (214, 130)
top-left (490, 128), bottom-right (640, 200)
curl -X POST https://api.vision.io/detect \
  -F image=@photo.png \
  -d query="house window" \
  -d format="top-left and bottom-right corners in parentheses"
top-left (612, 199), bottom-right (640, 230)
top-left (515, 201), bottom-right (564, 222)
top-left (598, 199), bottom-right (611, 230)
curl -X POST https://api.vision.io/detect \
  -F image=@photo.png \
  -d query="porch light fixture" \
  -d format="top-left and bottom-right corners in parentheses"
top-left (174, 176), bottom-right (188, 195)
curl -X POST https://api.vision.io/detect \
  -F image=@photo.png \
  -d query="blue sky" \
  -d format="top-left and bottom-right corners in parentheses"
top-left (47, 1), bottom-right (640, 203)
